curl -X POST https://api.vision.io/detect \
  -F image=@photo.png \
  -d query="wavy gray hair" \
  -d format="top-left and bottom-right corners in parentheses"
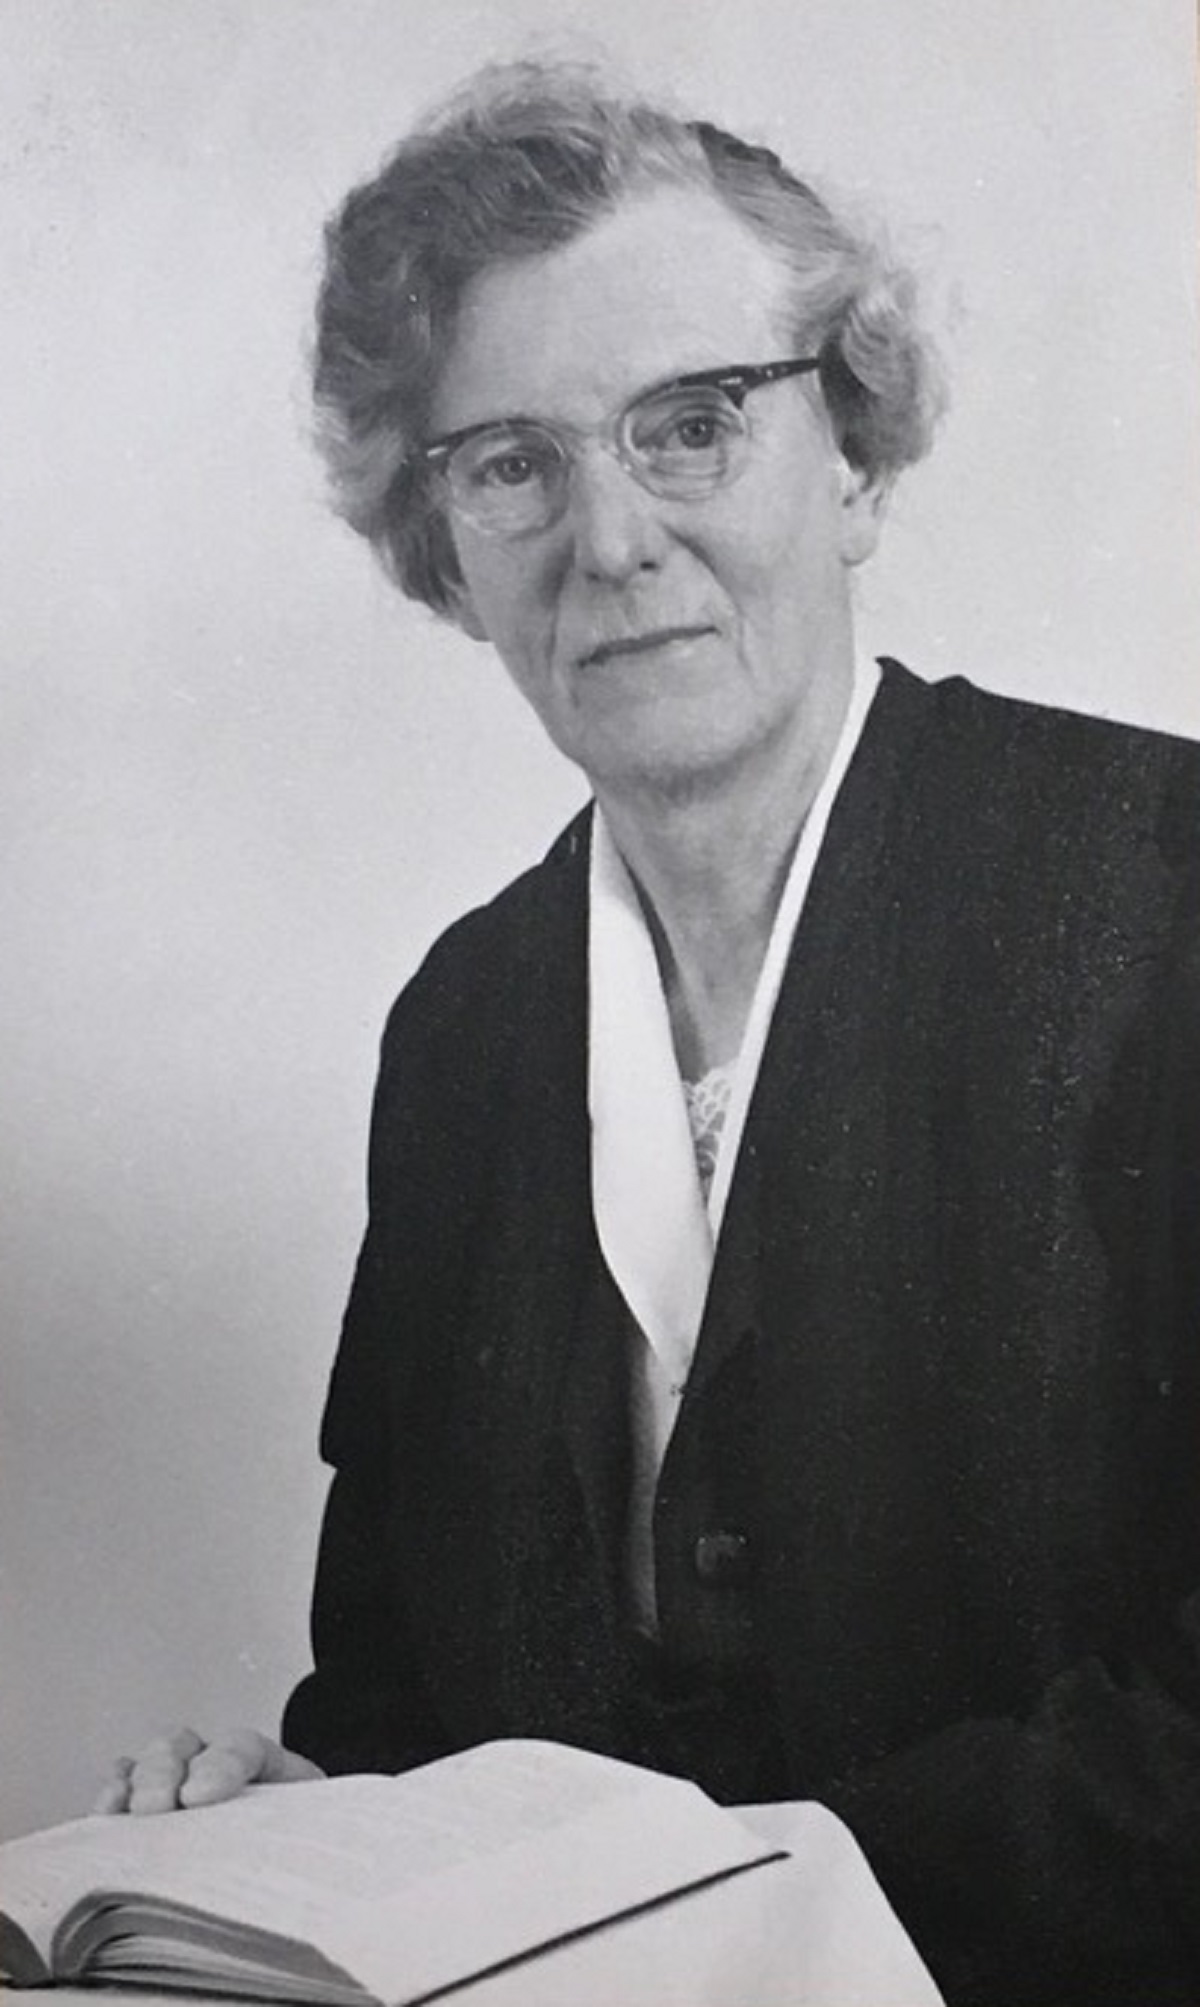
top-left (313, 62), bottom-right (946, 617)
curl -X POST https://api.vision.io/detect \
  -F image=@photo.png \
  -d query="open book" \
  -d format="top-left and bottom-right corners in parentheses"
top-left (0, 1739), bottom-right (784, 2004)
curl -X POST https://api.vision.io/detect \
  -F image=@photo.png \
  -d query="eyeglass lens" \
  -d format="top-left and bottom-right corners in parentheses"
top-left (443, 380), bottom-right (753, 536)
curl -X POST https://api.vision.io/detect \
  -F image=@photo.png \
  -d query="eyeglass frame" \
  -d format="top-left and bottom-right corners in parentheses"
top-left (414, 355), bottom-right (824, 538)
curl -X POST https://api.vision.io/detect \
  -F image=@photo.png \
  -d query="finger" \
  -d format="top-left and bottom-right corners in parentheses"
top-left (177, 1732), bottom-right (268, 1807)
top-left (127, 1727), bottom-right (207, 1815)
top-left (92, 1756), bottom-right (134, 1815)
top-left (178, 1731), bottom-right (323, 1805)
top-left (264, 1746), bottom-right (325, 1786)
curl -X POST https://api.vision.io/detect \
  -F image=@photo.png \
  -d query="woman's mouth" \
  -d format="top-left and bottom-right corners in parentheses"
top-left (581, 625), bottom-right (716, 668)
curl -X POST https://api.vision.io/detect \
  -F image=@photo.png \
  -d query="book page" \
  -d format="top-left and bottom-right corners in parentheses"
top-left (1, 1741), bottom-right (774, 2002)
top-left (305, 1742), bottom-right (775, 2001)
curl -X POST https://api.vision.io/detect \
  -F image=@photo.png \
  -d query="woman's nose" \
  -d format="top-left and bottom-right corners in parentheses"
top-left (563, 441), bottom-right (670, 582)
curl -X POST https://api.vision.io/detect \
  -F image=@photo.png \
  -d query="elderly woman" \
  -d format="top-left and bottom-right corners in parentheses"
top-left (100, 64), bottom-right (1200, 2006)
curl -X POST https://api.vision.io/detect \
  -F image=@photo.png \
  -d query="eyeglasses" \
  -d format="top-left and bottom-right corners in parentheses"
top-left (417, 356), bottom-right (821, 540)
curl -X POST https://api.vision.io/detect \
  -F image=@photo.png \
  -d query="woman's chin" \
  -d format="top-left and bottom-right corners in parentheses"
top-left (571, 711), bottom-right (768, 804)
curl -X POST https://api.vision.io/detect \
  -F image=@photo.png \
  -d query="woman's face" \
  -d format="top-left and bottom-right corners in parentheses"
top-left (429, 183), bottom-right (883, 799)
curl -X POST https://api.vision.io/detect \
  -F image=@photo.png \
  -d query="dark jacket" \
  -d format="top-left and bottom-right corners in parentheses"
top-left (285, 663), bottom-right (1200, 2005)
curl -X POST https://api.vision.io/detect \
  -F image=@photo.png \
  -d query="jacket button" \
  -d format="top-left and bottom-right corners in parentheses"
top-left (693, 1529), bottom-right (752, 1585)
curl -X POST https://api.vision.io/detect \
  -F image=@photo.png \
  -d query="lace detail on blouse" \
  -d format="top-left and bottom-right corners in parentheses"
top-left (683, 1062), bottom-right (737, 1198)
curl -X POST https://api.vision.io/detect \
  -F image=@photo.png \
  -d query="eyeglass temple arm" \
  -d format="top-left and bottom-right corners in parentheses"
top-left (671, 356), bottom-right (822, 407)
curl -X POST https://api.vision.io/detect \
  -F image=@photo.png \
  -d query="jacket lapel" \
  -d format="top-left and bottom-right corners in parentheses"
top-left (683, 661), bottom-right (942, 1408)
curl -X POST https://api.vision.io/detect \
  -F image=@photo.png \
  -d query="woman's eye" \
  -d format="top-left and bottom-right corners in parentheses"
top-left (457, 431), bottom-right (558, 493)
top-left (636, 396), bottom-right (737, 458)
top-left (476, 450), bottom-right (541, 489)
top-left (669, 410), bottom-right (722, 450)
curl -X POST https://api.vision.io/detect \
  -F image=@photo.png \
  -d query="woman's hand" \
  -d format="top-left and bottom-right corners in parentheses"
top-left (93, 1727), bottom-right (324, 1814)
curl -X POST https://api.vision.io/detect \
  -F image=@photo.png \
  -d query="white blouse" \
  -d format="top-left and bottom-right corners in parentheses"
top-left (587, 656), bottom-right (881, 1632)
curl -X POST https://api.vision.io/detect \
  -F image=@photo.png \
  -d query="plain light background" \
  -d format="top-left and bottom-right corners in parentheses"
top-left (2, 0), bottom-right (1197, 1841)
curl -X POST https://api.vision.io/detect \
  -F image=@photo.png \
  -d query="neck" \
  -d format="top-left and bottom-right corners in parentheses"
top-left (595, 660), bottom-right (854, 1077)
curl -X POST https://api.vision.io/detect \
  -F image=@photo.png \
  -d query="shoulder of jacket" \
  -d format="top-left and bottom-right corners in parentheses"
top-left (380, 802), bottom-right (591, 1051)
top-left (904, 663), bottom-right (1200, 773)
top-left (881, 661), bottom-right (1200, 847)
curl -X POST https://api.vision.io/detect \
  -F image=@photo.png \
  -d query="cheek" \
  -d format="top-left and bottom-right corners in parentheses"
top-left (698, 458), bottom-right (834, 587)
top-left (732, 488), bottom-right (845, 621)
top-left (456, 558), bottom-right (562, 703)
top-left (703, 530), bottom-right (807, 632)
top-left (454, 534), bottom-right (551, 643)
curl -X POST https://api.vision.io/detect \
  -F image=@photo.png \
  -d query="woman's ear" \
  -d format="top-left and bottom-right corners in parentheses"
top-left (836, 456), bottom-right (891, 567)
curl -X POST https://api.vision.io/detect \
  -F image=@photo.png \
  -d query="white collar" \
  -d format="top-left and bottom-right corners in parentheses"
top-left (588, 655), bottom-right (881, 1378)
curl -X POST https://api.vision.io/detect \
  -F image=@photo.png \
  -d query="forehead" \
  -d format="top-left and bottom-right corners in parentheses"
top-left (430, 184), bottom-right (796, 431)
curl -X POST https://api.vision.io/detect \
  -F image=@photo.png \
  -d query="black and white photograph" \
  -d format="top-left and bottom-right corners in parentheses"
top-left (3, 2), bottom-right (1199, 2001)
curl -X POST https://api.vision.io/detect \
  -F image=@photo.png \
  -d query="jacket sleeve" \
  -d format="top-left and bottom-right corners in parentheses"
top-left (280, 1167), bottom-right (457, 1776)
top-left (281, 1461), bottom-right (452, 1777)
top-left (823, 1612), bottom-right (1200, 2005)
top-left (279, 829), bottom-right (588, 1780)
top-left (281, 926), bottom-right (492, 1778)
top-left (826, 894), bottom-right (1200, 2007)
